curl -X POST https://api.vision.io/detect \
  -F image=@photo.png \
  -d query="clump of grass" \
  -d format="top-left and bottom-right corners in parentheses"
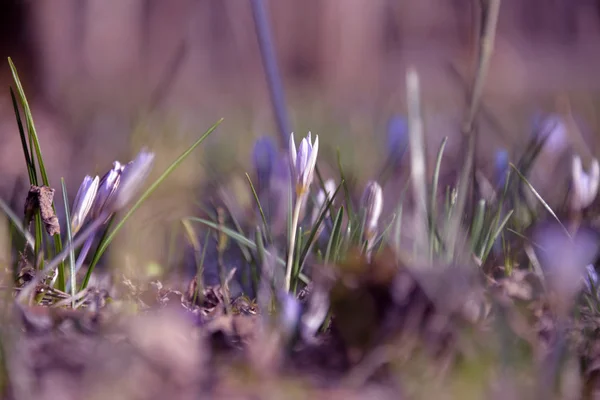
top-left (3, 58), bottom-right (223, 306)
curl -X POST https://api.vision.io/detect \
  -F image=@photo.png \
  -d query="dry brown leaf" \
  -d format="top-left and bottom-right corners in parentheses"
top-left (24, 185), bottom-right (60, 236)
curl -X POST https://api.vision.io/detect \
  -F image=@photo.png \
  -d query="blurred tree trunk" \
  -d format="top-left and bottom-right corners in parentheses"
top-left (319, 0), bottom-right (386, 105)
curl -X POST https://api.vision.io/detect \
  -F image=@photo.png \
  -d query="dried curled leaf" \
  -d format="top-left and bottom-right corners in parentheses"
top-left (24, 185), bottom-right (60, 236)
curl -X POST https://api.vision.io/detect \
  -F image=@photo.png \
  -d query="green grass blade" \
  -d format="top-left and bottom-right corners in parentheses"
top-left (82, 118), bottom-right (223, 288)
top-left (336, 148), bottom-right (354, 218)
top-left (298, 182), bottom-right (342, 265)
top-left (218, 196), bottom-right (257, 267)
top-left (60, 178), bottom-right (74, 304)
top-left (481, 209), bottom-right (514, 262)
top-left (254, 226), bottom-right (266, 291)
top-left (181, 219), bottom-right (207, 304)
top-left (79, 216), bottom-right (114, 290)
top-left (12, 86), bottom-right (43, 264)
top-left (430, 136), bottom-right (448, 259)
top-left (8, 58), bottom-right (49, 184)
top-left (187, 216), bottom-right (287, 268)
top-left (392, 199), bottom-right (404, 256)
top-left (9, 58), bottom-right (64, 279)
top-left (509, 163), bottom-right (570, 237)
top-left (374, 214), bottom-right (397, 255)
top-left (246, 173), bottom-right (272, 244)
top-left (10, 88), bottom-right (35, 184)
top-left (196, 230), bottom-right (210, 304)
top-left (291, 226), bottom-right (304, 293)
top-left (470, 199), bottom-right (486, 253)
top-left (324, 206), bottom-right (344, 264)
top-left (0, 199), bottom-right (35, 249)
top-left (444, 135), bottom-right (475, 262)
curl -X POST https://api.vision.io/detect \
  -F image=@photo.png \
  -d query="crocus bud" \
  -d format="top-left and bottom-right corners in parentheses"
top-left (289, 132), bottom-right (319, 197)
top-left (91, 161), bottom-right (124, 220)
top-left (571, 155), bottom-right (600, 211)
top-left (361, 181), bottom-right (383, 243)
top-left (111, 149), bottom-right (155, 212)
top-left (386, 115), bottom-right (408, 163)
top-left (494, 149), bottom-right (509, 189)
top-left (311, 179), bottom-right (336, 224)
top-left (300, 284), bottom-right (329, 343)
top-left (252, 136), bottom-right (278, 192)
top-left (277, 290), bottom-right (302, 339)
top-left (534, 222), bottom-right (600, 315)
top-left (70, 175), bottom-right (99, 235)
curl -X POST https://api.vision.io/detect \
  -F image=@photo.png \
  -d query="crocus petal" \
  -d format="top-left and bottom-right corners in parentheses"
top-left (362, 180), bottom-right (383, 237)
top-left (324, 179), bottom-right (336, 200)
top-left (297, 137), bottom-right (310, 177)
top-left (71, 175), bottom-right (99, 234)
top-left (288, 133), bottom-right (297, 178)
top-left (303, 134), bottom-right (319, 188)
top-left (91, 163), bottom-right (123, 219)
top-left (111, 149), bottom-right (155, 212)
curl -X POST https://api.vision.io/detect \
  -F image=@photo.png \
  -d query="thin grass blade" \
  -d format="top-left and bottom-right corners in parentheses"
top-left (60, 178), bottom-right (75, 306)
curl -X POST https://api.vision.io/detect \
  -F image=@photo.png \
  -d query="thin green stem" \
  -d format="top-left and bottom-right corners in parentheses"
top-left (285, 195), bottom-right (304, 292)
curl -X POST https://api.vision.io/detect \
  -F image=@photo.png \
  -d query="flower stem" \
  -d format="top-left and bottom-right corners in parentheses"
top-left (285, 196), bottom-right (304, 292)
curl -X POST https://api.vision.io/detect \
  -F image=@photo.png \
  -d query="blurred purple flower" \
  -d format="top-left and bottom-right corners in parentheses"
top-left (494, 149), bottom-right (509, 189)
top-left (386, 115), bottom-right (408, 163)
top-left (277, 290), bottom-right (302, 337)
top-left (531, 112), bottom-right (569, 154)
top-left (252, 135), bottom-right (278, 192)
top-left (533, 221), bottom-right (600, 305)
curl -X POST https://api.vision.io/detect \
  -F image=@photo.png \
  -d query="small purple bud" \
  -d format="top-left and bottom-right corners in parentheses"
top-left (386, 115), bottom-right (408, 163)
top-left (252, 136), bottom-right (278, 191)
top-left (494, 149), bottom-right (509, 189)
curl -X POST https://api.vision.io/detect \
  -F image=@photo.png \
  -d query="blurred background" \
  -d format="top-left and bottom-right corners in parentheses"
top-left (1, 0), bottom-right (600, 278)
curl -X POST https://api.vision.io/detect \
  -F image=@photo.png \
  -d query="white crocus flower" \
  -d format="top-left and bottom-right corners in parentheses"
top-left (70, 175), bottom-right (99, 235)
top-left (285, 132), bottom-right (319, 292)
top-left (67, 149), bottom-right (155, 293)
top-left (289, 132), bottom-right (319, 197)
top-left (571, 155), bottom-right (600, 211)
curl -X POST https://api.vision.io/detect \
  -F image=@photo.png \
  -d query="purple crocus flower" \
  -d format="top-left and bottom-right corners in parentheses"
top-left (495, 149), bottom-right (509, 189)
top-left (252, 135), bottom-right (278, 192)
top-left (386, 115), bottom-right (409, 164)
